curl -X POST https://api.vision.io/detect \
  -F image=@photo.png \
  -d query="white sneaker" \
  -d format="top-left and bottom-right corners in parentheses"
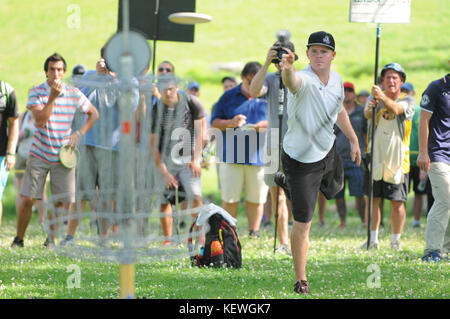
top-left (276, 244), bottom-right (292, 256)
top-left (360, 241), bottom-right (378, 250)
top-left (390, 241), bottom-right (401, 250)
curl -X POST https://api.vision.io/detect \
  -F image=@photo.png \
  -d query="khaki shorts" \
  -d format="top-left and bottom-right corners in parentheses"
top-left (20, 155), bottom-right (75, 203)
top-left (76, 145), bottom-right (119, 201)
top-left (219, 163), bottom-right (269, 204)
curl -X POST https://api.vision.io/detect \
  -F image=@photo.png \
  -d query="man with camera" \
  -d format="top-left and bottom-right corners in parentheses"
top-left (249, 33), bottom-right (298, 255)
top-left (279, 31), bottom-right (361, 294)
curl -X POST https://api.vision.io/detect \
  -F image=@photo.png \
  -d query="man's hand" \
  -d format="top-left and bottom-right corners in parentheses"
top-left (279, 47), bottom-right (296, 71)
top-left (265, 45), bottom-right (280, 66)
top-left (49, 79), bottom-right (63, 100)
top-left (364, 97), bottom-right (378, 119)
top-left (371, 85), bottom-right (384, 100)
top-left (367, 97), bottom-right (378, 110)
top-left (231, 114), bottom-right (247, 128)
top-left (5, 154), bottom-right (16, 170)
top-left (417, 152), bottom-right (431, 172)
top-left (64, 131), bottom-right (81, 148)
top-left (187, 160), bottom-right (202, 178)
top-left (165, 172), bottom-right (178, 189)
top-left (96, 58), bottom-right (109, 75)
top-left (349, 140), bottom-right (361, 167)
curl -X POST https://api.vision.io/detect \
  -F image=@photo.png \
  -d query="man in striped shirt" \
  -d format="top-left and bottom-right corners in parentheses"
top-left (11, 53), bottom-right (98, 248)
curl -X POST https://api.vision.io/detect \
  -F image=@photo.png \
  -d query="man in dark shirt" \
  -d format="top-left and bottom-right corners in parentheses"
top-left (417, 71), bottom-right (450, 261)
top-left (151, 79), bottom-right (206, 245)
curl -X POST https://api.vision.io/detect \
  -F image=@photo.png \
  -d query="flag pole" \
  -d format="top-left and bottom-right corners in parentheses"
top-left (367, 23), bottom-right (381, 249)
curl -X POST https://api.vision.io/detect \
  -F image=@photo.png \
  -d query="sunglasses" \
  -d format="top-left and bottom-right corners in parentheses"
top-left (158, 67), bottom-right (173, 73)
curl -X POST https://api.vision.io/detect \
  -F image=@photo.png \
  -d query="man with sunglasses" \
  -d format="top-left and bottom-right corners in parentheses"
top-left (151, 78), bottom-right (206, 245)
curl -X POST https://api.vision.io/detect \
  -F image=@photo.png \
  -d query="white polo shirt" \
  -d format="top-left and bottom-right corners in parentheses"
top-left (283, 64), bottom-right (344, 163)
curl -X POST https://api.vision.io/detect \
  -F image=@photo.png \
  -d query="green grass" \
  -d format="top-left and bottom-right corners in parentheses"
top-left (0, 0), bottom-right (449, 299)
top-left (1, 174), bottom-right (448, 299)
top-left (0, 207), bottom-right (448, 299)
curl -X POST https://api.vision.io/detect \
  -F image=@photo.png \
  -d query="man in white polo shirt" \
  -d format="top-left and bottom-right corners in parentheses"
top-left (280, 31), bottom-right (361, 295)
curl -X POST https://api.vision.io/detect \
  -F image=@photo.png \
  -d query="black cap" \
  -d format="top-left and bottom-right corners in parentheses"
top-left (307, 31), bottom-right (335, 51)
top-left (72, 64), bottom-right (86, 76)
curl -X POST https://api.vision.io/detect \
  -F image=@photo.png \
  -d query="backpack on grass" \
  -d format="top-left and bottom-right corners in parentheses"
top-left (188, 209), bottom-right (242, 268)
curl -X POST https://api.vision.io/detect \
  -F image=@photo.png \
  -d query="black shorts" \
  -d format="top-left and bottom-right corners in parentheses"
top-left (362, 157), bottom-right (410, 202)
top-left (372, 175), bottom-right (409, 202)
top-left (281, 143), bottom-right (343, 223)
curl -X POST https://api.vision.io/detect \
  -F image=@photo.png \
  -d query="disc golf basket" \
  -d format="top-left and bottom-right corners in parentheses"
top-left (43, 0), bottom-right (212, 298)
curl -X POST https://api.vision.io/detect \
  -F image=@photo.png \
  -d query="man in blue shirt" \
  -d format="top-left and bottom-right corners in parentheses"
top-left (417, 70), bottom-right (450, 261)
top-left (62, 46), bottom-right (138, 245)
top-left (211, 61), bottom-right (269, 236)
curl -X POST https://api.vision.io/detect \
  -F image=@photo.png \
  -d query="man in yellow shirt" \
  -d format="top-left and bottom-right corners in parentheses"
top-left (362, 63), bottom-right (415, 250)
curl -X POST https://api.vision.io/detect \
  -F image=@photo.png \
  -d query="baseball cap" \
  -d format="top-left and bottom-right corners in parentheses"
top-left (380, 62), bottom-right (406, 82)
top-left (400, 82), bottom-right (414, 92)
top-left (344, 82), bottom-right (355, 91)
top-left (188, 81), bottom-right (200, 91)
top-left (357, 89), bottom-right (370, 97)
top-left (307, 31), bottom-right (335, 51)
top-left (72, 64), bottom-right (86, 76)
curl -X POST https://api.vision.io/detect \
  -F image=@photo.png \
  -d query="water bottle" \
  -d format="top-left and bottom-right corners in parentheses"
top-left (418, 174), bottom-right (427, 192)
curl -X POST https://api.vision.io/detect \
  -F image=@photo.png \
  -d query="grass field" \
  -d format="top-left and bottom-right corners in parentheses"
top-left (0, 193), bottom-right (449, 299)
top-left (0, 0), bottom-right (449, 300)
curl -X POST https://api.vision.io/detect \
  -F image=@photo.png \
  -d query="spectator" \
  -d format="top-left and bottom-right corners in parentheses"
top-left (249, 40), bottom-right (298, 254)
top-left (136, 60), bottom-right (176, 126)
top-left (401, 82), bottom-right (433, 228)
top-left (72, 64), bottom-right (86, 79)
top-left (211, 62), bottom-right (269, 237)
top-left (280, 31), bottom-right (361, 294)
top-left (318, 82), bottom-right (367, 228)
top-left (209, 76), bottom-right (238, 192)
top-left (11, 53), bottom-right (98, 248)
top-left (187, 81), bottom-right (200, 97)
top-left (417, 70), bottom-right (450, 261)
top-left (151, 78), bottom-right (206, 245)
top-left (222, 76), bottom-right (237, 92)
top-left (357, 89), bottom-right (370, 108)
top-left (62, 46), bottom-right (138, 245)
top-left (361, 63), bottom-right (415, 250)
top-left (0, 79), bottom-right (19, 230)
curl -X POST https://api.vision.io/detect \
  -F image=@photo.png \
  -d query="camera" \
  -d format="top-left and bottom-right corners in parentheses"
top-left (271, 30), bottom-right (291, 64)
top-left (272, 45), bottom-right (289, 64)
top-left (271, 30), bottom-right (298, 64)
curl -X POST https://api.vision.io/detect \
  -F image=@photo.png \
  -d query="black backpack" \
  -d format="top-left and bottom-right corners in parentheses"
top-left (188, 213), bottom-right (242, 268)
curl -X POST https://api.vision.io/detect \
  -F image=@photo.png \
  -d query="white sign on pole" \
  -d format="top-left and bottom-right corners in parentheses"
top-left (349, 0), bottom-right (411, 23)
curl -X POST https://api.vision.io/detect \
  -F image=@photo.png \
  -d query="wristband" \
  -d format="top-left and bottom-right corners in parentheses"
top-left (6, 152), bottom-right (16, 156)
top-left (75, 130), bottom-right (82, 138)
